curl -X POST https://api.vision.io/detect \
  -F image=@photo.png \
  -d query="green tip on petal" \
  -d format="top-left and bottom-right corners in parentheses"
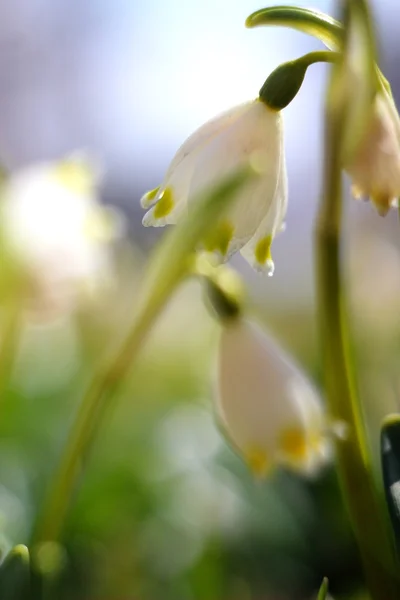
top-left (153, 187), bottom-right (174, 219)
top-left (203, 220), bottom-right (234, 257)
top-left (254, 235), bottom-right (273, 266)
top-left (141, 186), bottom-right (160, 209)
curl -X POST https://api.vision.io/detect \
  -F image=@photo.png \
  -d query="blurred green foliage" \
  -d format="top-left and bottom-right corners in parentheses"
top-left (0, 248), bottom-right (380, 600)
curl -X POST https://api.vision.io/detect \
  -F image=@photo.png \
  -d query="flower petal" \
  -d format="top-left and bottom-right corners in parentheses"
top-left (347, 89), bottom-right (400, 211)
top-left (217, 320), bottom-right (329, 476)
top-left (240, 150), bottom-right (288, 273)
top-left (189, 101), bottom-right (284, 257)
top-left (142, 103), bottom-right (251, 227)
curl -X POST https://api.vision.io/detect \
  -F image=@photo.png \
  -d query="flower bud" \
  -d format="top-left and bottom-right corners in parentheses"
top-left (346, 89), bottom-right (400, 215)
top-left (259, 60), bottom-right (308, 111)
top-left (216, 319), bottom-right (331, 477)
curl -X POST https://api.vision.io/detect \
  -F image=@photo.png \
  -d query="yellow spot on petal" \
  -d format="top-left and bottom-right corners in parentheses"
top-left (154, 187), bottom-right (174, 219)
top-left (147, 187), bottom-right (160, 201)
top-left (254, 235), bottom-right (273, 265)
top-left (203, 220), bottom-right (234, 257)
top-left (142, 186), bottom-right (160, 208)
top-left (53, 160), bottom-right (94, 195)
top-left (371, 192), bottom-right (391, 216)
top-left (245, 447), bottom-right (273, 478)
top-left (279, 427), bottom-right (307, 461)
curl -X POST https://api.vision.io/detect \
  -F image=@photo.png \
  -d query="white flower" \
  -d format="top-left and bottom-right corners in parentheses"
top-left (0, 157), bottom-right (118, 317)
top-left (346, 88), bottom-right (400, 215)
top-left (141, 99), bottom-right (287, 274)
top-left (216, 319), bottom-right (331, 477)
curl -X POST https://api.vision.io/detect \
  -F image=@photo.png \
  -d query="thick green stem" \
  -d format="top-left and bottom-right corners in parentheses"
top-left (32, 169), bottom-right (252, 544)
top-left (0, 301), bottom-right (21, 408)
top-left (316, 119), bottom-right (400, 599)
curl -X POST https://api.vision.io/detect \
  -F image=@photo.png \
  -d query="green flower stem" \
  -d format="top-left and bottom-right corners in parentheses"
top-left (246, 5), bottom-right (389, 96)
top-left (297, 51), bottom-right (338, 68)
top-left (0, 299), bottom-right (21, 410)
top-left (316, 105), bottom-right (400, 599)
top-left (32, 168), bottom-right (253, 545)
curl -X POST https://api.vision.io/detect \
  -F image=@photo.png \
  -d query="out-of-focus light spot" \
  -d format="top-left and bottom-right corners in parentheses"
top-left (151, 405), bottom-right (222, 480)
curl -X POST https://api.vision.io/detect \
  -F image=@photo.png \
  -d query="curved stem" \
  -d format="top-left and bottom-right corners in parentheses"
top-left (32, 168), bottom-right (252, 544)
top-left (33, 285), bottom-right (172, 544)
top-left (297, 50), bottom-right (339, 68)
top-left (246, 5), bottom-right (389, 95)
top-left (316, 104), bottom-right (400, 600)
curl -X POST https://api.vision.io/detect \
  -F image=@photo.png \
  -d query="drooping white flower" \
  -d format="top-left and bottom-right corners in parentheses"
top-left (141, 99), bottom-right (287, 274)
top-left (216, 319), bottom-right (331, 477)
top-left (0, 157), bottom-right (118, 317)
top-left (346, 88), bottom-right (400, 215)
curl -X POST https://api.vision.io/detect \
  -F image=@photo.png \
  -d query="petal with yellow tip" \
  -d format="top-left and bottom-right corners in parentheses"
top-left (216, 319), bottom-right (331, 478)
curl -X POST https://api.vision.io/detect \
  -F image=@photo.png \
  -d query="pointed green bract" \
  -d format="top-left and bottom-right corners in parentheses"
top-left (317, 577), bottom-right (329, 600)
top-left (0, 545), bottom-right (31, 600)
top-left (246, 6), bottom-right (343, 50)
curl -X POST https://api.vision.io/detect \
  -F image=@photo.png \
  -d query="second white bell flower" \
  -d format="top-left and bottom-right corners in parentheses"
top-left (216, 319), bottom-right (331, 477)
top-left (141, 99), bottom-right (287, 275)
top-left (346, 87), bottom-right (400, 215)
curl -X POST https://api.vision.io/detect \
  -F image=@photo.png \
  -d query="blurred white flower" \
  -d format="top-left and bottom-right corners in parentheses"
top-left (216, 319), bottom-right (331, 477)
top-left (0, 157), bottom-right (118, 317)
top-left (347, 88), bottom-right (400, 215)
top-left (141, 99), bottom-right (287, 274)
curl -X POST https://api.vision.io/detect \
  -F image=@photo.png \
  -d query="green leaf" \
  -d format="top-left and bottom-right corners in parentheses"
top-left (245, 6), bottom-right (343, 50)
top-left (317, 577), bottom-right (329, 600)
top-left (0, 545), bottom-right (31, 600)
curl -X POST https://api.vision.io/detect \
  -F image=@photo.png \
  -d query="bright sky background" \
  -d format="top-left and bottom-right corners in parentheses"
top-left (0, 0), bottom-right (399, 303)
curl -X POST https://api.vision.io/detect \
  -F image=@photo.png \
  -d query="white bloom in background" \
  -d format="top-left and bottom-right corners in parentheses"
top-left (347, 88), bottom-right (400, 215)
top-left (141, 99), bottom-right (287, 274)
top-left (216, 319), bottom-right (331, 477)
top-left (0, 157), bottom-right (118, 317)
